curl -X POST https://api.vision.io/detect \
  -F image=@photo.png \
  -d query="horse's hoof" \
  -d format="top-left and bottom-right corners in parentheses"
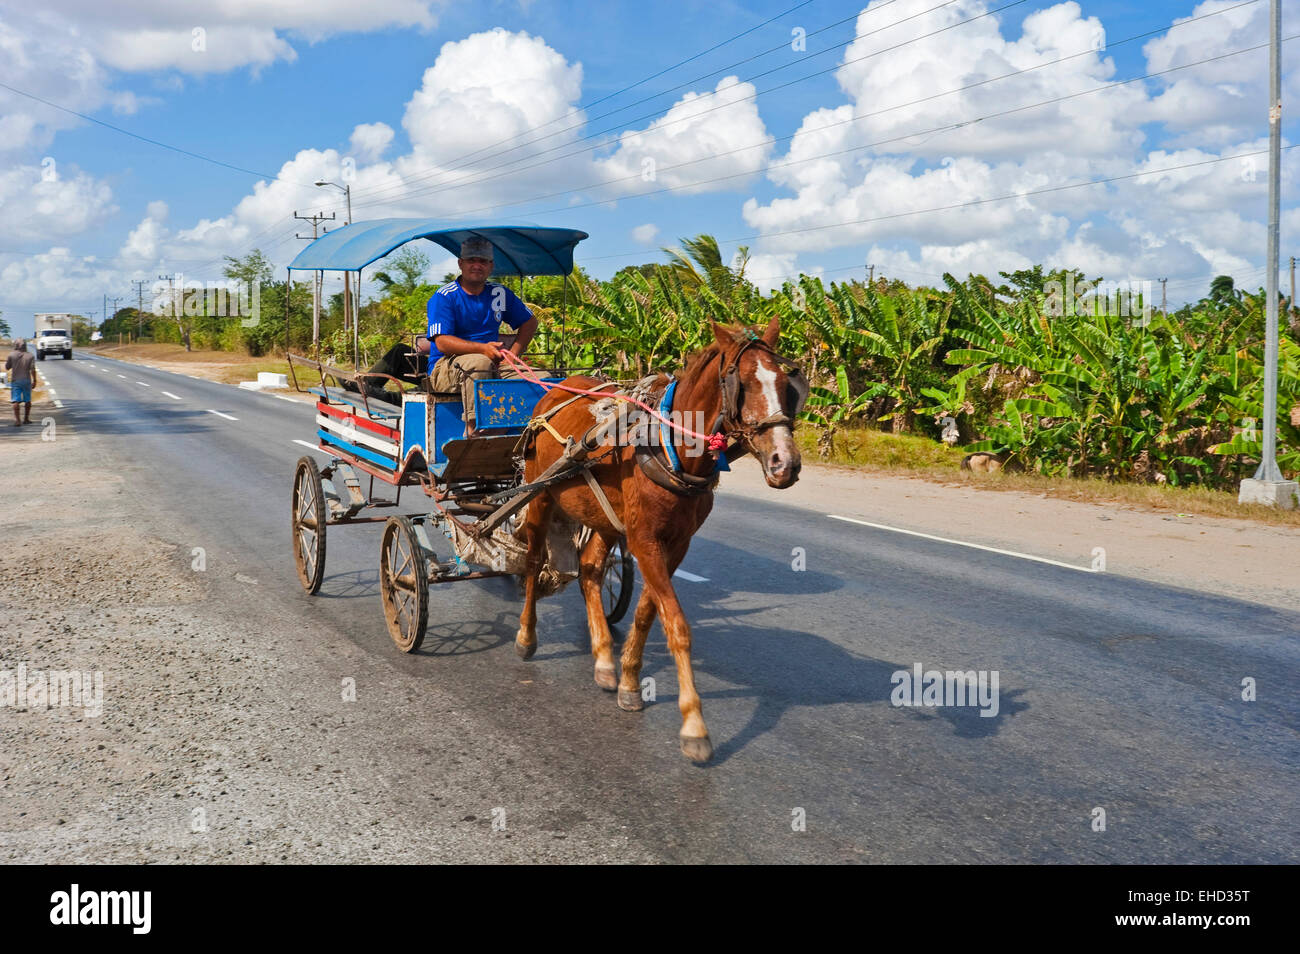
top-left (617, 689), bottom-right (644, 712)
top-left (515, 640), bottom-right (536, 660)
top-left (680, 734), bottom-right (713, 764)
top-left (594, 664), bottom-right (617, 691)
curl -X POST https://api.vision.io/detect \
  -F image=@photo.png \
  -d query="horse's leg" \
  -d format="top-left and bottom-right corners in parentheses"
top-left (616, 589), bottom-right (657, 711)
top-left (632, 536), bottom-right (711, 763)
top-left (578, 532), bottom-right (617, 690)
top-left (515, 494), bottom-right (553, 660)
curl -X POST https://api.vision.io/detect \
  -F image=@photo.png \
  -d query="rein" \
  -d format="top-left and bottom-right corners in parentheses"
top-left (500, 336), bottom-right (805, 497)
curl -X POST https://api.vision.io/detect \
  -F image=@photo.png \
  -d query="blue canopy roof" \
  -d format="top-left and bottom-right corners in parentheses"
top-left (286, 219), bottom-right (589, 276)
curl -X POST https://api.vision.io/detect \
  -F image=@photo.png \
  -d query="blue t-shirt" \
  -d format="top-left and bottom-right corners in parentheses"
top-left (426, 280), bottom-right (534, 370)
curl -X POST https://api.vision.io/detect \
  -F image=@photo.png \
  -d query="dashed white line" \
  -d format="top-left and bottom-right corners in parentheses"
top-left (161, 391), bottom-right (182, 400)
top-left (137, 381), bottom-right (150, 387)
top-left (293, 439), bottom-right (324, 452)
top-left (673, 569), bottom-right (709, 583)
top-left (116, 374), bottom-right (126, 379)
top-left (206, 409), bottom-right (238, 421)
top-left (826, 514), bottom-right (1098, 573)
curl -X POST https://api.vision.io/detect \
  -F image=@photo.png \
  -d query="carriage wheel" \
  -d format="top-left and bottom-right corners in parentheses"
top-left (380, 516), bottom-right (428, 653)
top-left (291, 456), bottom-right (327, 594)
top-left (601, 539), bottom-right (635, 625)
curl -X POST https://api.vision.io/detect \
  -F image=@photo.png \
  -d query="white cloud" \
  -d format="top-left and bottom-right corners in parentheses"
top-left (350, 122), bottom-right (395, 163)
top-left (631, 223), bottom-right (659, 244)
top-left (741, 0), bottom-right (1300, 293)
top-left (0, 162), bottom-right (117, 243)
top-left (594, 77), bottom-right (773, 196)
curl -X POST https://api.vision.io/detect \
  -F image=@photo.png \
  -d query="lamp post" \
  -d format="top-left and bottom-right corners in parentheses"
top-left (1239, 0), bottom-right (1299, 508)
top-left (315, 180), bottom-right (357, 368)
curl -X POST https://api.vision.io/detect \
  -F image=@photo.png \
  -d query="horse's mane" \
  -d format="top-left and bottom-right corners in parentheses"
top-left (674, 325), bottom-right (749, 384)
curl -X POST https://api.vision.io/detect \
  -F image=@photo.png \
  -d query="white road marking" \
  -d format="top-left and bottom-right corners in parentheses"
top-left (53, 399), bottom-right (64, 408)
top-left (117, 373), bottom-right (126, 378)
top-left (293, 439), bottom-right (325, 453)
top-left (673, 569), bottom-right (709, 583)
top-left (206, 409), bottom-right (238, 421)
top-left (161, 391), bottom-right (182, 400)
top-left (827, 514), bottom-right (1098, 573)
top-left (137, 381), bottom-right (150, 387)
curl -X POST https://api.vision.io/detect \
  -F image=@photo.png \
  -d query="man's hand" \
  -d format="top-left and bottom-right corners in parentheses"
top-left (478, 340), bottom-right (505, 361)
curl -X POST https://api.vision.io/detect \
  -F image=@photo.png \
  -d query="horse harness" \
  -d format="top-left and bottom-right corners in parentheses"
top-left (509, 336), bottom-right (808, 521)
top-left (637, 334), bottom-right (808, 497)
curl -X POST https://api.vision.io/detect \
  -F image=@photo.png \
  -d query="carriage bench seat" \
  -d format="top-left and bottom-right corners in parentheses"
top-left (308, 385), bottom-right (403, 421)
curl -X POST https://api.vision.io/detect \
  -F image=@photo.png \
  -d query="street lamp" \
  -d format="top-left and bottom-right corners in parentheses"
top-left (315, 179), bottom-right (357, 367)
top-left (314, 180), bottom-right (351, 225)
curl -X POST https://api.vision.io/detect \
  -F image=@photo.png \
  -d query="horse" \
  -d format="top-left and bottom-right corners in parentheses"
top-left (514, 317), bottom-right (807, 763)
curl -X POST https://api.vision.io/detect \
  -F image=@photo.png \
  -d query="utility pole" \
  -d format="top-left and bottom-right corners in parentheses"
top-left (159, 273), bottom-right (184, 350)
top-left (1159, 278), bottom-right (1167, 317)
top-left (315, 180), bottom-right (355, 365)
top-left (295, 211), bottom-right (335, 357)
top-left (867, 263), bottom-right (875, 286)
top-left (132, 279), bottom-right (148, 342)
top-left (1240, 0), bottom-right (1297, 508)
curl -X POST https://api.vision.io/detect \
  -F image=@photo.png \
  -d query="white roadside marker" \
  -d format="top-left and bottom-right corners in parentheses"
top-left (826, 514), bottom-right (1098, 573)
top-left (673, 569), bottom-right (709, 583)
top-left (162, 391), bottom-right (182, 400)
top-left (206, 409), bottom-right (238, 421)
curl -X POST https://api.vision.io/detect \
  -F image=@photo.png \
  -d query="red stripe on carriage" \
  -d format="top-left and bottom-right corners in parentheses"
top-left (316, 400), bottom-right (401, 439)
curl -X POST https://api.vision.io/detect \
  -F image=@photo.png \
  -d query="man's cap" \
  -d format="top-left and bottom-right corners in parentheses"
top-left (460, 237), bottom-right (495, 260)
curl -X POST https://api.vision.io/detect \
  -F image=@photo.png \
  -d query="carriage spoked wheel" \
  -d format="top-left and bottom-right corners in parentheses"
top-left (379, 516), bottom-right (429, 653)
top-left (602, 539), bottom-right (635, 625)
top-left (291, 456), bottom-right (328, 595)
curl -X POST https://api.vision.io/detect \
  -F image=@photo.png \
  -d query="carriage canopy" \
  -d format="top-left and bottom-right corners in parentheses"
top-left (286, 219), bottom-right (589, 276)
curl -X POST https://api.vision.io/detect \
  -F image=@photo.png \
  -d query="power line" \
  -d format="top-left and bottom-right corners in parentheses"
top-left (353, 0), bottom-right (1015, 208)
top-left (0, 81), bottom-right (319, 190)
top-left (423, 24), bottom-right (1284, 227)
top-left (428, 0), bottom-right (825, 178)
top-left (583, 144), bottom-right (1300, 264)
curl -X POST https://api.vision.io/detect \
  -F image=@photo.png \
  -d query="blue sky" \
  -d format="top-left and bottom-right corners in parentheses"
top-left (2, 0), bottom-right (1298, 319)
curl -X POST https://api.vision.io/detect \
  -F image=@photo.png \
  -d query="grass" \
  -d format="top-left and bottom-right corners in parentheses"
top-left (797, 424), bottom-right (1300, 527)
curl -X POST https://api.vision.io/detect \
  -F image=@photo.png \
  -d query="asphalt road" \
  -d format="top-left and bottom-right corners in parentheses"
top-left (35, 352), bottom-right (1300, 863)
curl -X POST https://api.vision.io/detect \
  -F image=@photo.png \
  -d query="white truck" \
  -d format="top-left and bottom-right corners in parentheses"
top-left (33, 313), bottom-right (74, 360)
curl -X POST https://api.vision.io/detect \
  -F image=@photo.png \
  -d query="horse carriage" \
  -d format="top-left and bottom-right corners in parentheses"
top-left (285, 222), bottom-right (633, 652)
top-left (284, 219), bottom-right (808, 762)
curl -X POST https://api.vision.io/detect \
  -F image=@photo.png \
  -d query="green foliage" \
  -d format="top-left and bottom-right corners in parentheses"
top-left (154, 231), bottom-right (1297, 488)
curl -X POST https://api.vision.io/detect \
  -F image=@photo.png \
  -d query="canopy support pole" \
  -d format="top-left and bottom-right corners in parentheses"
top-left (284, 266), bottom-right (291, 357)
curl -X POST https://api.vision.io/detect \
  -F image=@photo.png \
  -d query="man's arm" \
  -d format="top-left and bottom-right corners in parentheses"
top-left (508, 316), bottom-right (537, 356)
top-left (433, 335), bottom-right (505, 360)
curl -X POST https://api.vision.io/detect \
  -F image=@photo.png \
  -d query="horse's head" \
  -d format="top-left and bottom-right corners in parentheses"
top-left (712, 317), bottom-right (807, 489)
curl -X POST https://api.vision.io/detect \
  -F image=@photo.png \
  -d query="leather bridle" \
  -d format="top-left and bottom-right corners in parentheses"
top-left (715, 333), bottom-right (809, 451)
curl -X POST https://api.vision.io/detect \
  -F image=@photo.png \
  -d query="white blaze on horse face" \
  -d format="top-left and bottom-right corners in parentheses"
top-left (753, 358), bottom-right (782, 420)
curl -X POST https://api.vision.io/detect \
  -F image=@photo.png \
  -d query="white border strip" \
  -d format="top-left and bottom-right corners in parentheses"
top-left (206, 409), bottom-right (238, 421)
top-left (827, 514), bottom-right (1097, 573)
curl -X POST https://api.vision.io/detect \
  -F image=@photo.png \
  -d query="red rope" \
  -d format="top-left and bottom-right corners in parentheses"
top-left (498, 349), bottom-right (726, 451)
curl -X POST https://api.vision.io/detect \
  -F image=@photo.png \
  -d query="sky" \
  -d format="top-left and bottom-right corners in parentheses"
top-left (2, 0), bottom-right (1300, 327)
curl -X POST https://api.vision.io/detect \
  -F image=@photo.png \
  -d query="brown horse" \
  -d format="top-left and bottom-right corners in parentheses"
top-left (515, 317), bottom-right (806, 763)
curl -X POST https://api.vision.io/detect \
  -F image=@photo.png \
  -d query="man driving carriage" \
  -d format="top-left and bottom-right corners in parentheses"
top-left (363, 236), bottom-right (536, 435)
